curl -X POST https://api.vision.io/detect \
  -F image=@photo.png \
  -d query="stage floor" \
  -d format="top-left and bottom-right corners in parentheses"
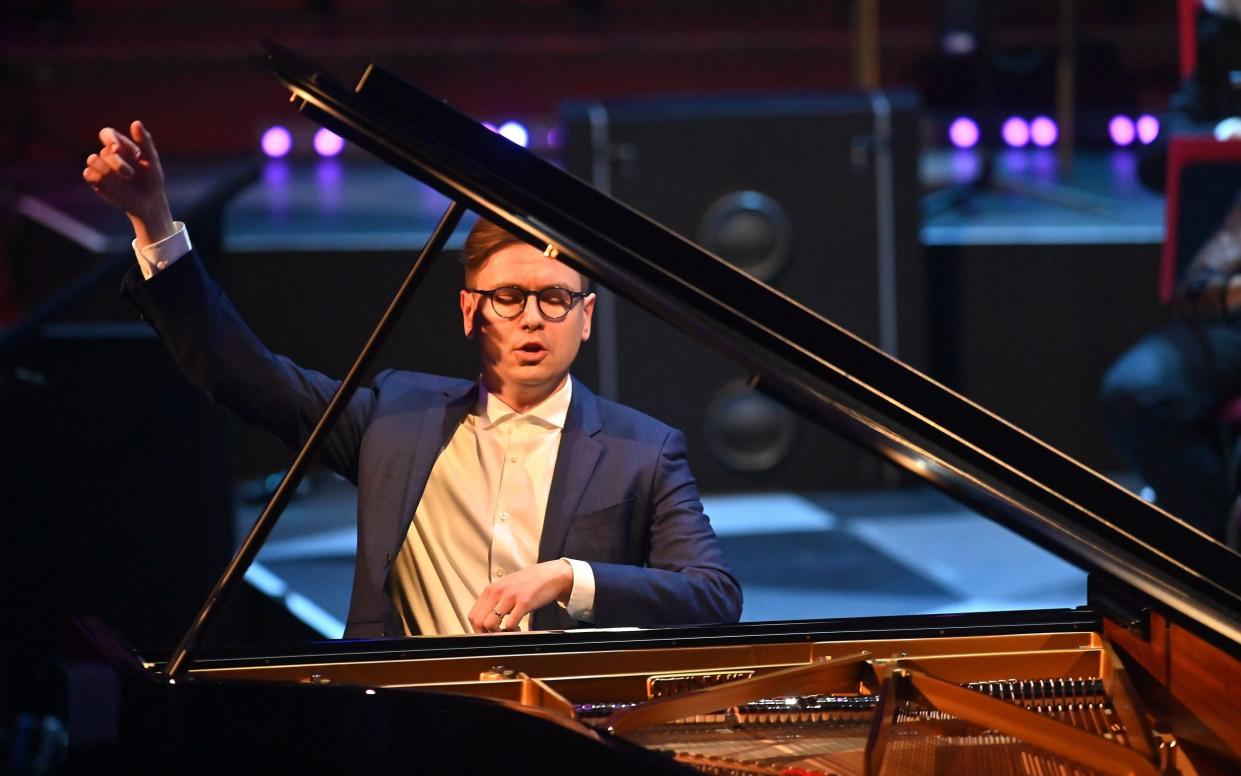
top-left (237, 474), bottom-right (1089, 639)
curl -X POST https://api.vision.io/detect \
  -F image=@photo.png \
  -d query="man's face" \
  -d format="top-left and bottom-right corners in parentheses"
top-left (460, 242), bottom-right (595, 408)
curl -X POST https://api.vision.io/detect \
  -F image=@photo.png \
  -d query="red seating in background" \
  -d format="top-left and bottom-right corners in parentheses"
top-left (1179, 0), bottom-right (1199, 80)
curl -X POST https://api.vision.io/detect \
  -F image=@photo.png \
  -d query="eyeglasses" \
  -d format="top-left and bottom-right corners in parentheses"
top-left (465, 285), bottom-right (589, 321)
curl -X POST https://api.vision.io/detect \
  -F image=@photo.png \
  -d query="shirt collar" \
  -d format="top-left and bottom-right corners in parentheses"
top-left (475, 377), bottom-right (572, 430)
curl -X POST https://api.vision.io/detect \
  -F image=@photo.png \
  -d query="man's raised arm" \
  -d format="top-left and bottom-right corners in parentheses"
top-left (80, 120), bottom-right (374, 484)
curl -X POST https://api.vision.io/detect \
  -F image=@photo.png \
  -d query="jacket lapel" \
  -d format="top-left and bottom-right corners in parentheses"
top-left (538, 378), bottom-right (603, 563)
top-left (397, 381), bottom-right (477, 538)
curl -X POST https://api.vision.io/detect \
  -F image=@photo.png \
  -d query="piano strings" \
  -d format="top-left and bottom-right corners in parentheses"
top-left (577, 676), bottom-right (1129, 776)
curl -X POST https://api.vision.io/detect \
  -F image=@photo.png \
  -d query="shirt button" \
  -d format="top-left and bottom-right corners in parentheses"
top-left (499, 512), bottom-right (509, 521)
top-left (495, 568), bottom-right (505, 577)
top-left (510, 455), bottom-right (519, 463)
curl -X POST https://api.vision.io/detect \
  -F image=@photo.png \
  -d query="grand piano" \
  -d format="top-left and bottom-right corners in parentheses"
top-left (76, 42), bottom-right (1241, 775)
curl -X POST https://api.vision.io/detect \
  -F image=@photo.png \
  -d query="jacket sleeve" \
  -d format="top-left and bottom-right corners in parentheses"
top-left (588, 428), bottom-right (743, 627)
top-left (122, 250), bottom-right (375, 483)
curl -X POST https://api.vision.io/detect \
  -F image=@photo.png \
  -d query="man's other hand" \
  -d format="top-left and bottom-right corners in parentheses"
top-left (82, 120), bottom-right (174, 247)
top-left (467, 560), bottom-right (573, 633)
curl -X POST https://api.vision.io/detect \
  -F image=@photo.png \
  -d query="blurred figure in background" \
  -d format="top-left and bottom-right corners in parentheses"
top-left (1101, 194), bottom-right (1241, 545)
top-left (1102, 0), bottom-right (1241, 546)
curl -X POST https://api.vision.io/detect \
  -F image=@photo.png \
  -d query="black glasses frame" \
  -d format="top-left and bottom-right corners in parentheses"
top-left (464, 285), bottom-right (590, 321)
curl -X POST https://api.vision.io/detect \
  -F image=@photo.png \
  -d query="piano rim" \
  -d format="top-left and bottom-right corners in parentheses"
top-left (135, 608), bottom-right (1104, 672)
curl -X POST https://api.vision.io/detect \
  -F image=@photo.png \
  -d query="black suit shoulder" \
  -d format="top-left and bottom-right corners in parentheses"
top-left (589, 391), bottom-right (681, 445)
top-left (371, 369), bottom-right (473, 401)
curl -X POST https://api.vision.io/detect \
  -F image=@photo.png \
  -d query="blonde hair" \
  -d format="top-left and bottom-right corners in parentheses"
top-left (462, 217), bottom-right (525, 280)
top-left (461, 217), bottom-right (590, 290)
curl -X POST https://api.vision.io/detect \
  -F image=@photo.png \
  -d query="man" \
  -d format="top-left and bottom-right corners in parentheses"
top-left (84, 120), bottom-right (742, 637)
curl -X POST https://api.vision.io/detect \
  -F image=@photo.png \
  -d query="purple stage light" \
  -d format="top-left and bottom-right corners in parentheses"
top-left (1136, 114), bottom-right (1160, 145)
top-left (498, 121), bottom-right (530, 148)
top-left (482, 121), bottom-right (497, 133)
top-left (260, 125), bottom-right (292, 159)
top-left (949, 150), bottom-right (981, 182)
top-left (1109, 115), bottom-right (1136, 147)
top-left (313, 128), bottom-right (345, 158)
top-left (315, 158), bottom-right (343, 186)
top-left (262, 159), bottom-right (289, 186)
top-left (948, 117), bottom-right (980, 149)
top-left (1001, 117), bottom-right (1030, 148)
top-left (1030, 116), bottom-right (1058, 147)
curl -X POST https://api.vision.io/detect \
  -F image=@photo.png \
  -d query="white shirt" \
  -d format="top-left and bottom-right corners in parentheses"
top-left (132, 224), bottom-right (596, 636)
top-left (389, 379), bottom-right (596, 636)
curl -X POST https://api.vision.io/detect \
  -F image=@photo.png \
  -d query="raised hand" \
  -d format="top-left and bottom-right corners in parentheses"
top-left (82, 121), bottom-right (174, 247)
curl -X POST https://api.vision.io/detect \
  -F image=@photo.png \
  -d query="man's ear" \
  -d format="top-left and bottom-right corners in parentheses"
top-left (579, 293), bottom-right (596, 342)
top-left (460, 289), bottom-right (479, 339)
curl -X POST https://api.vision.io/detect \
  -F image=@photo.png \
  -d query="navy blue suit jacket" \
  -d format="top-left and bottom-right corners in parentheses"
top-left (124, 252), bottom-right (742, 638)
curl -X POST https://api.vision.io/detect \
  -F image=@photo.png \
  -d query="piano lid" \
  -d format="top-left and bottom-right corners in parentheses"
top-left (253, 42), bottom-right (1241, 650)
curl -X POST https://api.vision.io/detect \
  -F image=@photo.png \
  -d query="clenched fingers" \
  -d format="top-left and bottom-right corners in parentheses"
top-left (99, 126), bottom-right (142, 163)
top-left (466, 562), bottom-right (572, 633)
top-left (82, 153), bottom-right (124, 190)
top-left (469, 592), bottom-right (515, 633)
top-left (102, 146), bottom-right (135, 180)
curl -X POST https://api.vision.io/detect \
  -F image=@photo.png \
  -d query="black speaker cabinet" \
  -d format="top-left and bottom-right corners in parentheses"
top-left (560, 92), bottom-right (924, 492)
top-left (2, 324), bottom-right (235, 650)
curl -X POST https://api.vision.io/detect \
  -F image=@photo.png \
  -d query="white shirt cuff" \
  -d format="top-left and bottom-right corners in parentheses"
top-left (561, 557), bottom-right (596, 623)
top-left (132, 222), bottom-right (192, 280)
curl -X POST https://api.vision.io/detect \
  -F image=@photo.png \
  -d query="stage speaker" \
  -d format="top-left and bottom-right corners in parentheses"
top-left (2, 323), bottom-right (236, 651)
top-left (560, 92), bottom-right (924, 492)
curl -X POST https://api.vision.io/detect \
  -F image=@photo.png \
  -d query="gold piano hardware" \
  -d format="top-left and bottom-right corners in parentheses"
top-left (298, 673), bottom-right (332, 685)
top-left (477, 666), bottom-right (575, 719)
top-left (558, 644), bottom-right (1159, 775)
top-left (186, 629), bottom-right (1213, 774)
top-left (646, 670), bottom-right (757, 699)
top-left (607, 653), bottom-right (872, 735)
